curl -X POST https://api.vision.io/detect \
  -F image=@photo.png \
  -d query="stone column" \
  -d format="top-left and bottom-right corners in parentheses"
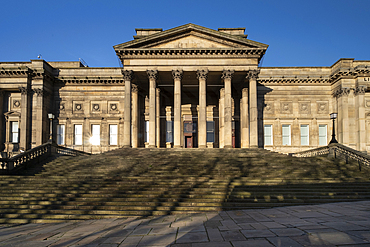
top-left (19, 86), bottom-right (31, 151)
top-left (122, 70), bottom-right (133, 148)
top-left (219, 88), bottom-right (225, 148)
top-left (222, 70), bottom-right (234, 148)
top-left (247, 70), bottom-right (259, 148)
top-left (241, 88), bottom-right (249, 148)
top-left (33, 88), bottom-right (44, 146)
top-left (355, 86), bottom-right (367, 151)
top-left (341, 88), bottom-right (351, 146)
top-left (147, 70), bottom-right (158, 148)
top-left (197, 69), bottom-right (208, 148)
top-left (156, 88), bottom-right (161, 148)
top-left (172, 69), bottom-right (183, 148)
top-left (131, 84), bottom-right (138, 148)
top-left (0, 90), bottom-right (4, 151)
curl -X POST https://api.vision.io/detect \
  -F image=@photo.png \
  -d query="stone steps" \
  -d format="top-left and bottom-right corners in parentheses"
top-left (0, 147), bottom-right (369, 223)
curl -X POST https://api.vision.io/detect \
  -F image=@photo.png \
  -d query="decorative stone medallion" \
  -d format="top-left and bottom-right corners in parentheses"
top-left (110, 103), bottom-right (118, 111)
top-left (299, 102), bottom-right (310, 114)
top-left (92, 104), bottom-right (100, 111)
top-left (280, 102), bottom-right (292, 114)
top-left (317, 102), bottom-right (328, 114)
top-left (366, 100), bottom-right (370, 108)
top-left (264, 102), bottom-right (274, 114)
top-left (13, 100), bottom-right (20, 108)
top-left (75, 104), bottom-right (82, 111)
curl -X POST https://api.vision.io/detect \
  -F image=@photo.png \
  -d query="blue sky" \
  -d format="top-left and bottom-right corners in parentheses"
top-left (1, 0), bottom-right (369, 68)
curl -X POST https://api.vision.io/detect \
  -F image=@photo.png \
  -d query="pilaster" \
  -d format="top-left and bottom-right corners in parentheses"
top-left (355, 86), bottom-right (367, 151)
top-left (147, 70), bottom-right (157, 148)
top-left (19, 86), bottom-right (31, 151)
top-left (33, 88), bottom-right (44, 147)
top-left (219, 88), bottom-right (224, 148)
top-left (197, 69), bottom-right (208, 148)
top-left (172, 69), bottom-right (182, 148)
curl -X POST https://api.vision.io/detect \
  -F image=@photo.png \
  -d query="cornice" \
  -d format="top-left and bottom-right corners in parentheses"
top-left (56, 77), bottom-right (124, 84)
top-left (329, 66), bottom-right (370, 84)
top-left (0, 67), bottom-right (32, 77)
top-left (116, 48), bottom-right (266, 59)
top-left (258, 77), bottom-right (330, 84)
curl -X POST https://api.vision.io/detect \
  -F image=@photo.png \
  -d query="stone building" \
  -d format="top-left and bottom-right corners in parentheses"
top-left (0, 24), bottom-right (369, 155)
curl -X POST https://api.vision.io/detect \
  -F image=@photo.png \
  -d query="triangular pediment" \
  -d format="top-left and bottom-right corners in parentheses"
top-left (150, 35), bottom-right (231, 49)
top-left (114, 23), bottom-right (268, 50)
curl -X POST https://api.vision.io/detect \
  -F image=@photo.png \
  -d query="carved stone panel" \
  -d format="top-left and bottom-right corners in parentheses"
top-left (73, 101), bottom-right (84, 113)
top-left (264, 101), bottom-right (274, 114)
top-left (317, 101), bottom-right (329, 114)
top-left (108, 101), bottom-right (120, 113)
top-left (365, 100), bottom-right (370, 108)
top-left (280, 102), bottom-right (292, 114)
top-left (299, 101), bottom-right (311, 114)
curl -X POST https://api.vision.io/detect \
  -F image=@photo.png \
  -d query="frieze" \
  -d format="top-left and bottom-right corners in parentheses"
top-left (258, 78), bottom-right (329, 84)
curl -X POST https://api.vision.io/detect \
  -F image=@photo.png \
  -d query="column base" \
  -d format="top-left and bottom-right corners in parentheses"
top-left (224, 145), bottom-right (233, 148)
top-left (123, 145), bottom-right (131, 148)
top-left (198, 145), bottom-right (206, 148)
top-left (173, 145), bottom-right (182, 148)
top-left (148, 145), bottom-right (156, 148)
top-left (250, 145), bottom-right (259, 148)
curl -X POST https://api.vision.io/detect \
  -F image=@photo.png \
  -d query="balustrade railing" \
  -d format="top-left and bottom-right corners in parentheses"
top-left (0, 142), bottom-right (90, 171)
top-left (292, 143), bottom-right (370, 169)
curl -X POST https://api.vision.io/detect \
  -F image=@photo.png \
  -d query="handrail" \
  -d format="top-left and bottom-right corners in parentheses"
top-left (0, 142), bottom-right (90, 171)
top-left (291, 146), bottom-right (330, 157)
top-left (291, 143), bottom-right (370, 168)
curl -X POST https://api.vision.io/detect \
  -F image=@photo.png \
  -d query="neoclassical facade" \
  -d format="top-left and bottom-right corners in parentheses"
top-left (0, 24), bottom-right (369, 155)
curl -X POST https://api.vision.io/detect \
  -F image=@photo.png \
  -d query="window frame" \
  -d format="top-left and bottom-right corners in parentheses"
top-left (109, 124), bottom-right (118, 146)
top-left (300, 124), bottom-right (309, 146)
top-left (10, 121), bottom-right (19, 143)
top-left (56, 124), bottom-right (65, 145)
top-left (74, 124), bottom-right (83, 145)
top-left (264, 124), bottom-right (273, 146)
top-left (282, 124), bottom-right (291, 146)
top-left (319, 124), bottom-right (328, 146)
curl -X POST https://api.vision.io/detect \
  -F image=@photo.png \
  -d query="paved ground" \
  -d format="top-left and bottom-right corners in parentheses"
top-left (1, 201), bottom-right (370, 247)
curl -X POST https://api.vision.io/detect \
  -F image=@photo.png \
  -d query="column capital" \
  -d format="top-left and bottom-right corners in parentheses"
top-left (172, 69), bottom-right (183, 80)
top-left (122, 70), bottom-right (133, 81)
top-left (147, 70), bottom-right (158, 80)
top-left (33, 88), bottom-right (44, 97)
top-left (222, 69), bottom-right (234, 80)
top-left (197, 69), bottom-right (208, 80)
top-left (246, 69), bottom-right (260, 80)
top-left (131, 84), bottom-right (139, 93)
top-left (19, 86), bottom-right (30, 95)
top-left (355, 86), bottom-right (367, 95)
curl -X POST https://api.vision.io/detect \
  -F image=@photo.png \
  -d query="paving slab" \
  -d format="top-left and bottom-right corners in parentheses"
top-left (0, 201), bottom-right (369, 246)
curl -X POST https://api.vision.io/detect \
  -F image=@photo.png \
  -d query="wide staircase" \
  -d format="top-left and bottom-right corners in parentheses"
top-left (0, 148), bottom-right (370, 223)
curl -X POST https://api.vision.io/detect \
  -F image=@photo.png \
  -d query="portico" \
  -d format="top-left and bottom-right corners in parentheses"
top-left (114, 23), bottom-right (267, 148)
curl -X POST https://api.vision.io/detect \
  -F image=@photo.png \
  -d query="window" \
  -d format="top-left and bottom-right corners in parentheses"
top-left (109, 125), bottom-right (118, 145)
top-left (11, 121), bottom-right (19, 143)
top-left (91, 125), bottom-right (100, 145)
top-left (301, 125), bottom-right (309, 146)
top-left (144, 121), bottom-right (149, 143)
top-left (282, 124), bottom-right (291, 145)
top-left (319, 125), bottom-right (327, 146)
top-left (74, 124), bottom-right (83, 145)
top-left (264, 124), bottom-right (273, 145)
top-left (207, 121), bottom-right (215, 143)
top-left (166, 121), bottom-right (173, 143)
top-left (56, 124), bottom-right (65, 145)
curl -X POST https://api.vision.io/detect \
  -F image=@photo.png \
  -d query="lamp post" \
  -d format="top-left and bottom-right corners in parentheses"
top-left (329, 112), bottom-right (338, 144)
top-left (48, 113), bottom-right (55, 143)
